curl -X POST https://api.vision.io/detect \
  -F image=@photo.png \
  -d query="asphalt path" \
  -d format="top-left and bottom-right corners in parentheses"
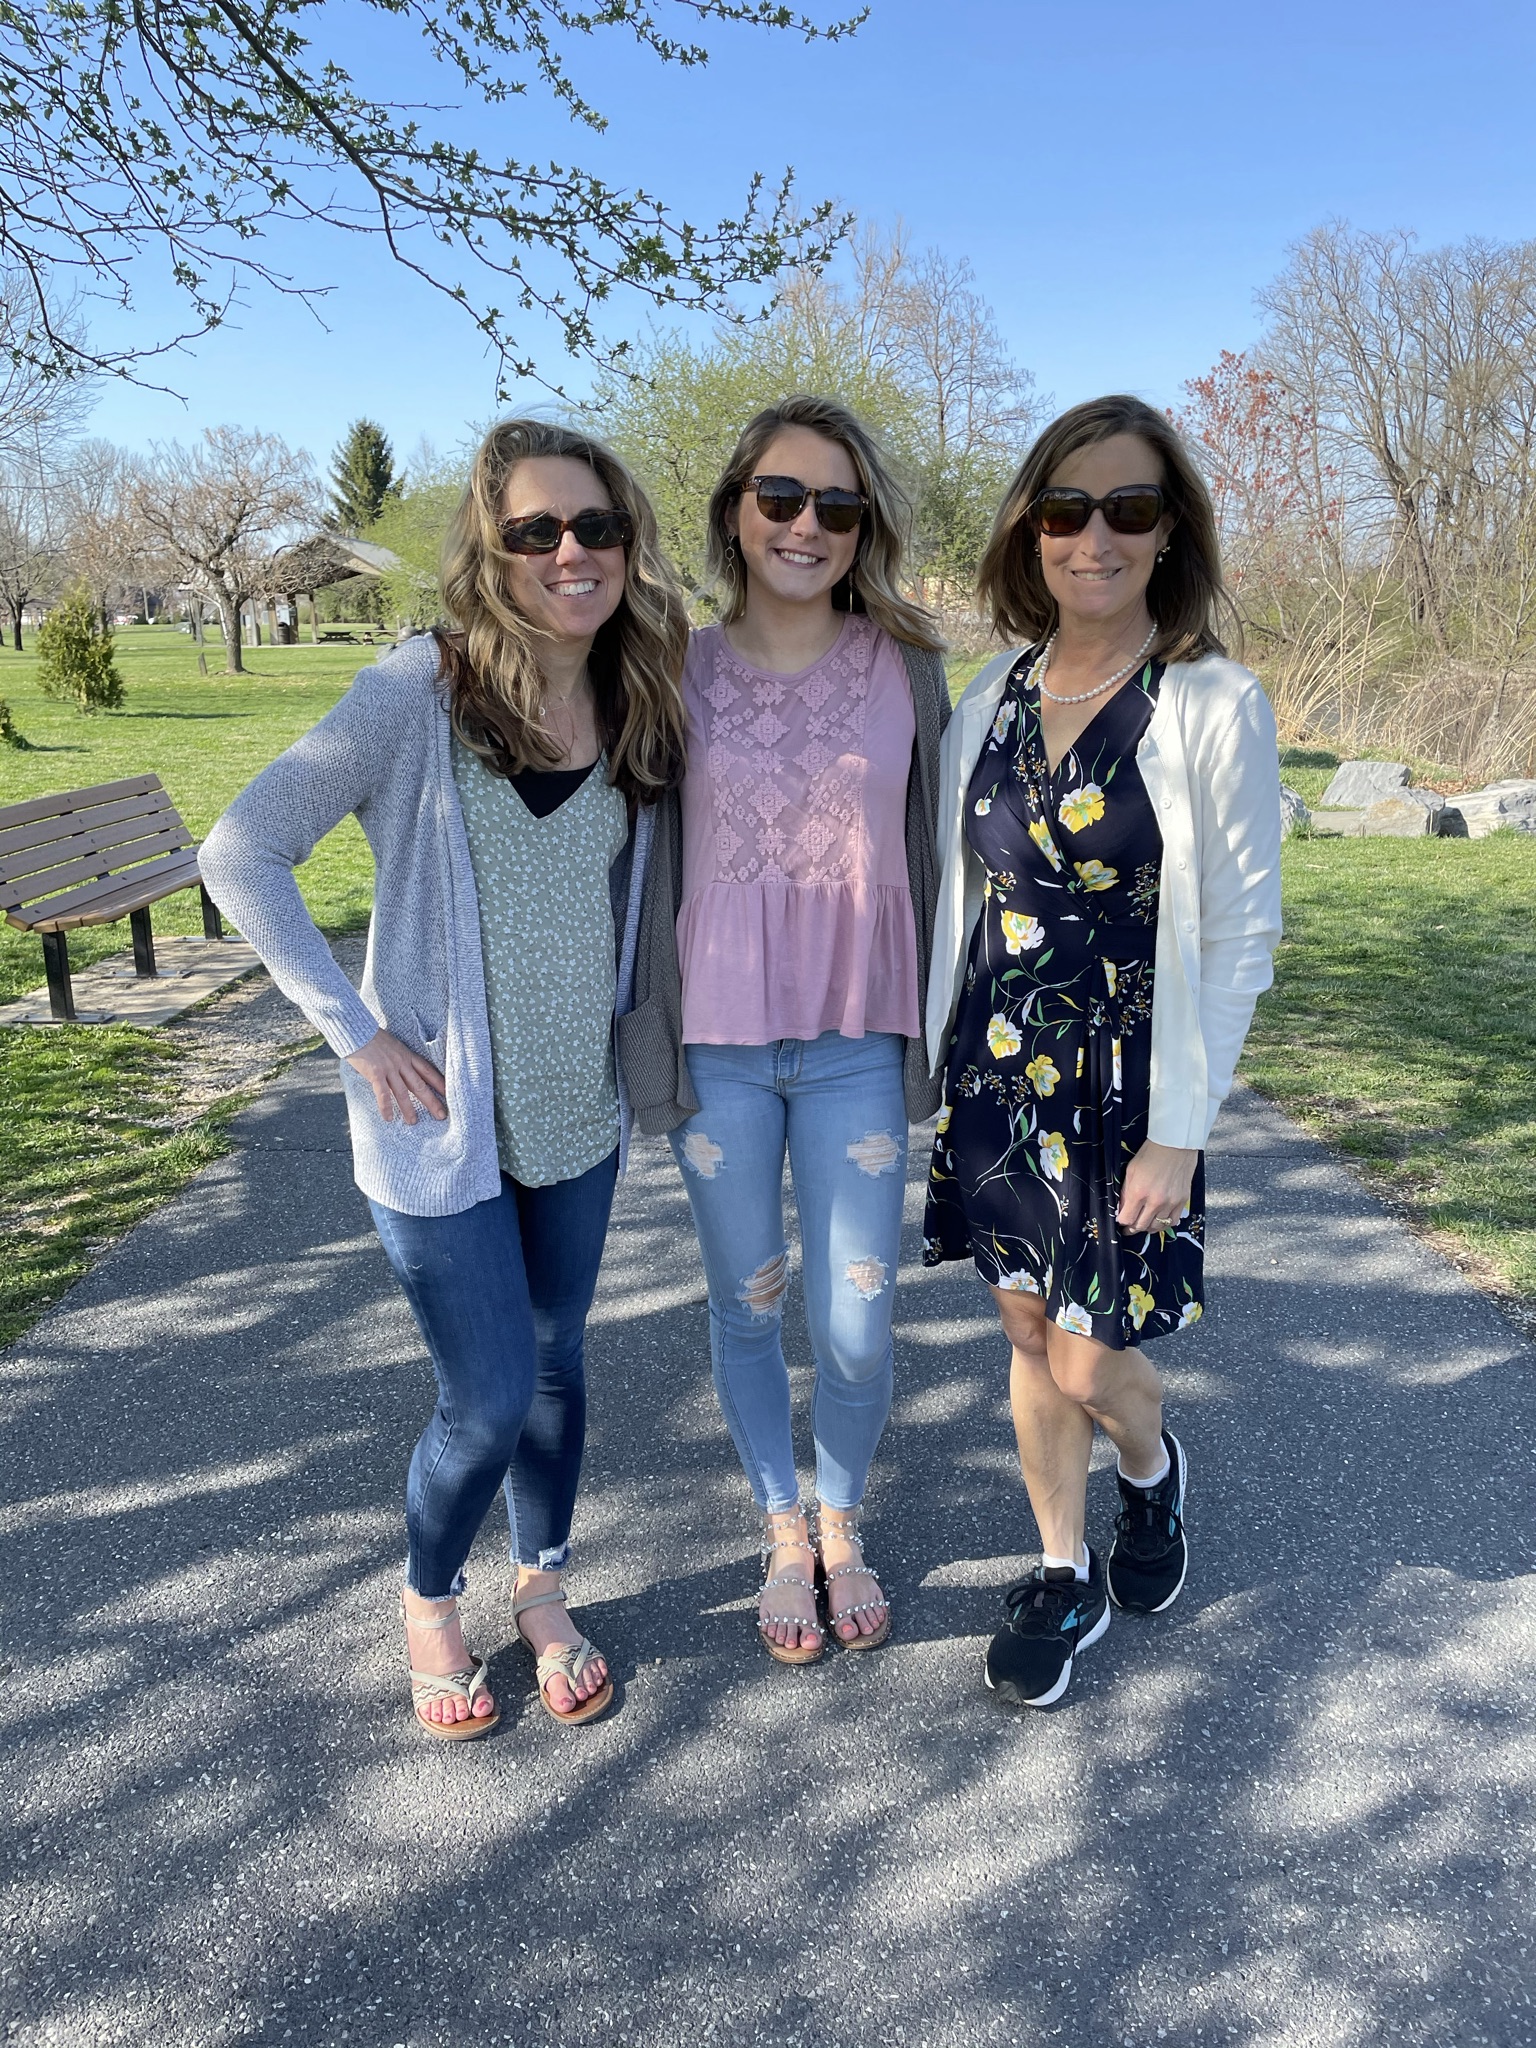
top-left (2, 991), bottom-right (1533, 2048)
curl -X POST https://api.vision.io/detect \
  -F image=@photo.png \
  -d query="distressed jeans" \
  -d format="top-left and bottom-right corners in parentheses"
top-left (368, 1149), bottom-right (618, 1598)
top-left (669, 1032), bottom-right (908, 1511)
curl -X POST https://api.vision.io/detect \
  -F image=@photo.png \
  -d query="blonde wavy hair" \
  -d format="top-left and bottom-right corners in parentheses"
top-left (436, 418), bottom-right (689, 801)
top-left (703, 394), bottom-right (943, 651)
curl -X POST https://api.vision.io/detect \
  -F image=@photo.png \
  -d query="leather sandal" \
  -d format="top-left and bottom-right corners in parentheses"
top-left (816, 1506), bottom-right (892, 1651)
top-left (402, 1597), bottom-right (500, 1741)
top-left (758, 1506), bottom-right (824, 1666)
top-left (512, 1585), bottom-right (614, 1725)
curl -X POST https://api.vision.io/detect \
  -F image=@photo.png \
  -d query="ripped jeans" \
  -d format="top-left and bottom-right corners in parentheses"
top-left (670, 1032), bottom-right (908, 1512)
top-left (369, 1150), bottom-right (618, 1598)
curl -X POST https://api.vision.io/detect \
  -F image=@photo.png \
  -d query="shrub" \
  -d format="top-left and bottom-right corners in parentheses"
top-left (36, 587), bottom-right (124, 712)
top-left (0, 698), bottom-right (31, 748)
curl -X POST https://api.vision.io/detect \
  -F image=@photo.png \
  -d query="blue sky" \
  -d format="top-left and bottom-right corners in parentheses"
top-left (86, 0), bottom-right (1536, 472)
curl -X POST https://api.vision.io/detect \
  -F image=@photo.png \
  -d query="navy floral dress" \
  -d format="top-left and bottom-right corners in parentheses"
top-left (923, 648), bottom-right (1205, 1348)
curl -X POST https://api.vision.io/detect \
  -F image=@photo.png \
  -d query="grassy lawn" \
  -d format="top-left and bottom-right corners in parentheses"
top-left (3, 640), bottom-right (1534, 1345)
top-left (0, 627), bottom-right (375, 1344)
top-left (1244, 746), bottom-right (1536, 1315)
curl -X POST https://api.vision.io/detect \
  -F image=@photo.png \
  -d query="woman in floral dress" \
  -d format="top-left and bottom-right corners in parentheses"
top-left (925, 396), bottom-right (1283, 1707)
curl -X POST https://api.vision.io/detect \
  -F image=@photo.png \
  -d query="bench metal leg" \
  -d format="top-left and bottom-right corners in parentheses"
top-left (130, 906), bottom-right (158, 978)
top-left (200, 884), bottom-right (224, 941)
top-left (41, 931), bottom-right (75, 1022)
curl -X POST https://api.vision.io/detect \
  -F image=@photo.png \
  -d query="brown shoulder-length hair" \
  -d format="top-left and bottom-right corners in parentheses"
top-left (702, 393), bottom-right (944, 652)
top-left (435, 418), bottom-right (688, 802)
top-left (977, 395), bottom-right (1232, 664)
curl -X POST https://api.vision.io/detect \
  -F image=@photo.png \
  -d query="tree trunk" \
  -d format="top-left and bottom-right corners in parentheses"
top-left (191, 597), bottom-right (208, 677)
top-left (307, 592), bottom-right (319, 643)
top-left (10, 609), bottom-right (21, 652)
top-left (217, 597), bottom-right (244, 674)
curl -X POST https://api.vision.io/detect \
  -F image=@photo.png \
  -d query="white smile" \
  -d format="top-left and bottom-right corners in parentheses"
top-left (549, 579), bottom-right (599, 597)
top-left (773, 548), bottom-right (823, 566)
top-left (1073, 568), bottom-right (1121, 581)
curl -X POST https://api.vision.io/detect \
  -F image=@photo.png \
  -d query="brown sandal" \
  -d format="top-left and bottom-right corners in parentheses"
top-left (817, 1506), bottom-right (892, 1652)
top-left (402, 1597), bottom-right (501, 1741)
top-left (512, 1586), bottom-right (614, 1725)
top-left (758, 1506), bottom-right (824, 1666)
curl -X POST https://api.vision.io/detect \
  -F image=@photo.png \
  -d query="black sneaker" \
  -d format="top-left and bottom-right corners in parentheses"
top-left (984, 1550), bottom-right (1109, 1707)
top-left (1106, 1429), bottom-right (1188, 1613)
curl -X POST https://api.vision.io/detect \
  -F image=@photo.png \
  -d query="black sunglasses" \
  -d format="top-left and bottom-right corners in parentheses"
top-left (1028, 485), bottom-right (1166, 538)
top-left (738, 474), bottom-right (867, 534)
top-left (498, 506), bottom-right (635, 555)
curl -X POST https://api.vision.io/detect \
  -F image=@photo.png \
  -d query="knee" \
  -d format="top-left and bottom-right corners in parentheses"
top-left (817, 1256), bottom-right (895, 1386)
top-left (713, 1247), bottom-right (790, 1330)
top-left (452, 1387), bottom-right (528, 1468)
top-left (1046, 1340), bottom-right (1116, 1409)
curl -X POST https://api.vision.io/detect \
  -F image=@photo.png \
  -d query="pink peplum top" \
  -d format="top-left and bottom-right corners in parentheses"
top-left (677, 614), bottom-right (921, 1046)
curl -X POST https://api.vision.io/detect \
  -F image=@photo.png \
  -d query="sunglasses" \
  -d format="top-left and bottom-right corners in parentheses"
top-left (1028, 485), bottom-right (1166, 538)
top-left (739, 474), bottom-right (867, 534)
top-left (498, 507), bottom-right (635, 555)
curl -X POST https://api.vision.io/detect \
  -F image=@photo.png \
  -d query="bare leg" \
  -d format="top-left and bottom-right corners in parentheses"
top-left (992, 1288), bottom-right (1166, 1560)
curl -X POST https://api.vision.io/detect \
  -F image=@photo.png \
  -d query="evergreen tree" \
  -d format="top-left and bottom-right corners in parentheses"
top-left (328, 420), bottom-right (399, 534)
top-left (36, 587), bottom-right (124, 712)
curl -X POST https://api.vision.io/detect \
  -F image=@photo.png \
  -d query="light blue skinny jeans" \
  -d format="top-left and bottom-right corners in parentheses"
top-left (669, 1031), bottom-right (909, 1512)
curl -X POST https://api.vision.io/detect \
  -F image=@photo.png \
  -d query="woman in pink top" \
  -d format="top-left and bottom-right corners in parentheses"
top-left (647, 394), bottom-right (949, 1664)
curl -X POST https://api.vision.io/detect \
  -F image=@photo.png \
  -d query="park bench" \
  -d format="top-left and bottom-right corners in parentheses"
top-left (0, 774), bottom-right (226, 1022)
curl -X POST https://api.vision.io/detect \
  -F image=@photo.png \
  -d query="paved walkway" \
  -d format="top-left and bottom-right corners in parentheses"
top-left (2, 988), bottom-right (1533, 2048)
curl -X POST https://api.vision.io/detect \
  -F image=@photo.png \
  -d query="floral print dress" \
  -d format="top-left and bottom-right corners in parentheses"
top-left (923, 649), bottom-right (1205, 1348)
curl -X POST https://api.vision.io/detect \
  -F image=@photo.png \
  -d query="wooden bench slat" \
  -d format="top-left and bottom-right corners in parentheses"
top-left (0, 775), bottom-right (163, 834)
top-left (0, 819), bottom-right (194, 898)
top-left (7, 849), bottom-right (205, 932)
top-left (0, 789), bottom-right (179, 862)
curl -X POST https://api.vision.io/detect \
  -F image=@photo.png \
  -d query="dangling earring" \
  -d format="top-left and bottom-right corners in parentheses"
top-left (724, 536), bottom-right (738, 570)
top-left (1035, 540), bottom-right (1042, 558)
top-left (1156, 547), bottom-right (1170, 561)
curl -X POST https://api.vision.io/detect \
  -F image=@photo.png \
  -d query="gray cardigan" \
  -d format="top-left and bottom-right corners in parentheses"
top-left (618, 635), bottom-right (952, 1132)
top-left (199, 633), bottom-right (652, 1218)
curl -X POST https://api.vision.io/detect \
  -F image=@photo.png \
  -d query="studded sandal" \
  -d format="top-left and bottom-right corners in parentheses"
top-left (401, 1597), bottom-right (500, 1741)
top-left (511, 1585), bottom-right (614, 1725)
top-left (816, 1506), bottom-right (892, 1651)
top-left (758, 1506), bottom-right (824, 1666)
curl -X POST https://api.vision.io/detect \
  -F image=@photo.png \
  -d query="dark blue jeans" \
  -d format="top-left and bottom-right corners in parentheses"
top-left (369, 1149), bottom-right (618, 1598)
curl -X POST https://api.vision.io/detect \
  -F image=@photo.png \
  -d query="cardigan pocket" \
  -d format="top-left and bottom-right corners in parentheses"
top-left (616, 997), bottom-right (689, 1116)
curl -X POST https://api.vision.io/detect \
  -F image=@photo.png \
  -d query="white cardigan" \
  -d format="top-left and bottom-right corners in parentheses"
top-left (926, 649), bottom-right (1284, 1150)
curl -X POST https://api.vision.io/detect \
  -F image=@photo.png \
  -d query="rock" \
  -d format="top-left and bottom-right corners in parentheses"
top-left (1319, 760), bottom-right (1411, 808)
top-left (1310, 809), bottom-right (1365, 837)
top-left (1279, 785), bottom-right (1311, 836)
top-left (1360, 790), bottom-right (1445, 837)
top-left (1439, 778), bottom-right (1536, 839)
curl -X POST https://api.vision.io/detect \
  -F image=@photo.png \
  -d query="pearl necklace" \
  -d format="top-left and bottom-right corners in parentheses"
top-left (1033, 625), bottom-right (1157, 705)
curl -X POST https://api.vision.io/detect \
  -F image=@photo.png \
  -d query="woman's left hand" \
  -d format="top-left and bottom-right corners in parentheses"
top-left (1117, 1140), bottom-right (1199, 1234)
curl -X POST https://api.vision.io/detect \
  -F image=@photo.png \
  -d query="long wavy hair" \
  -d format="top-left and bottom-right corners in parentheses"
top-left (977, 395), bottom-right (1232, 664)
top-left (436, 418), bottom-right (688, 802)
top-left (702, 393), bottom-right (943, 652)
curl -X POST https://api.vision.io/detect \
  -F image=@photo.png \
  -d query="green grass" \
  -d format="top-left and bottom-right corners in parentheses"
top-left (1244, 832), bottom-right (1536, 1306)
top-left (0, 627), bottom-right (375, 1344)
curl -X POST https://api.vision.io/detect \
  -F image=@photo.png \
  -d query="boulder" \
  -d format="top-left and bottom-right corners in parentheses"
top-left (1319, 760), bottom-right (1411, 808)
top-left (1360, 790), bottom-right (1444, 837)
top-left (1439, 779), bottom-right (1536, 839)
top-left (1310, 809), bottom-right (1365, 837)
top-left (1279, 785), bottom-right (1311, 836)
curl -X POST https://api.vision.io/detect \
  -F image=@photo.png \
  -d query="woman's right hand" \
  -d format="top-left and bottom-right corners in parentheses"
top-left (345, 1030), bottom-right (448, 1124)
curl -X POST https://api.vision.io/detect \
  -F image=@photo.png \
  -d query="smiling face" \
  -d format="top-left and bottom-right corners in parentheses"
top-left (1038, 432), bottom-right (1175, 639)
top-left (728, 426), bottom-right (863, 611)
top-left (498, 454), bottom-right (628, 647)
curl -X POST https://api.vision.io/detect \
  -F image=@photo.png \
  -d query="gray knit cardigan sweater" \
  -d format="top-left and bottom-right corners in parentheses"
top-left (199, 634), bottom-right (653, 1218)
top-left (617, 635), bottom-right (952, 1133)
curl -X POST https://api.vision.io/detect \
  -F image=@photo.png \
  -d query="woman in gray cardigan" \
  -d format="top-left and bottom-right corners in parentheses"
top-left (201, 420), bottom-right (688, 1739)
